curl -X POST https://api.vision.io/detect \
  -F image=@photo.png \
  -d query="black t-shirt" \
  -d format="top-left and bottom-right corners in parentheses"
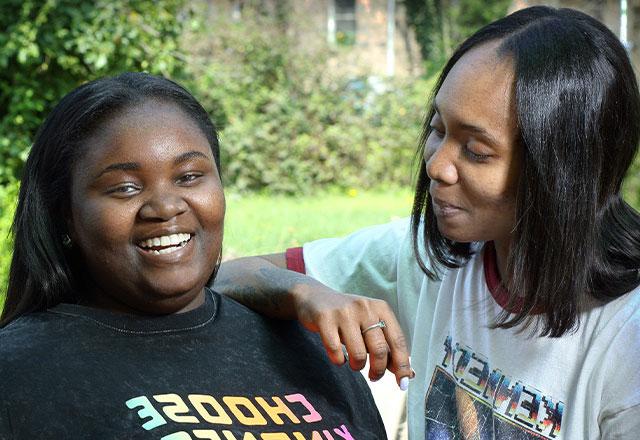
top-left (0, 290), bottom-right (386, 439)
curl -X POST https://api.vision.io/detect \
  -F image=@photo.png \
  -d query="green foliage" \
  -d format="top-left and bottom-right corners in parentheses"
top-left (0, 0), bottom-right (188, 182)
top-left (623, 155), bottom-right (640, 209)
top-left (0, 181), bottom-right (18, 305)
top-left (187, 10), bottom-right (431, 194)
top-left (403, 0), bottom-right (511, 75)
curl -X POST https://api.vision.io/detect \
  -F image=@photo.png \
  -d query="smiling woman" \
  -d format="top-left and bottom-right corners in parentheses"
top-left (67, 100), bottom-right (224, 315)
top-left (0, 73), bottom-right (387, 439)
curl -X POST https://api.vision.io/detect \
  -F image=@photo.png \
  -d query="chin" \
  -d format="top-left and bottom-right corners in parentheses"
top-left (436, 221), bottom-right (475, 243)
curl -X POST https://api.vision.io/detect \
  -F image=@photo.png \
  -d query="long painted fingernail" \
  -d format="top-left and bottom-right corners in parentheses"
top-left (400, 376), bottom-right (409, 391)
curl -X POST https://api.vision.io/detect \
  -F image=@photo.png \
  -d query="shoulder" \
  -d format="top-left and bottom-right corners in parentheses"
top-left (0, 311), bottom-right (74, 387)
top-left (0, 311), bottom-right (67, 355)
top-left (217, 292), bottom-right (364, 376)
top-left (302, 217), bottom-right (419, 280)
top-left (592, 284), bottom-right (640, 337)
top-left (217, 291), bottom-right (379, 395)
top-left (587, 285), bottom-right (640, 413)
top-left (216, 292), bottom-right (325, 351)
top-left (304, 217), bottom-right (411, 256)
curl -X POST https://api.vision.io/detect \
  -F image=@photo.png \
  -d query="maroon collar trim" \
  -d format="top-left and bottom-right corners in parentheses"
top-left (483, 241), bottom-right (544, 315)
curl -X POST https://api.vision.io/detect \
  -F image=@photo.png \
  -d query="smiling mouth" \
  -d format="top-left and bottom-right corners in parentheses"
top-left (432, 197), bottom-right (465, 218)
top-left (137, 233), bottom-right (192, 255)
top-left (433, 197), bottom-right (462, 210)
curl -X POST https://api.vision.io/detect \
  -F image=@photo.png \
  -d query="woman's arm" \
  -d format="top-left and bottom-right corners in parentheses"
top-left (214, 254), bottom-right (414, 388)
top-left (214, 253), bottom-right (307, 319)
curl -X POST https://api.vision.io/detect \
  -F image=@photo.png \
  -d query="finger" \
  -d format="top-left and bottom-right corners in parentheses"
top-left (339, 323), bottom-right (369, 371)
top-left (379, 314), bottom-right (413, 387)
top-left (361, 324), bottom-right (389, 381)
top-left (386, 351), bottom-right (415, 390)
top-left (316, 320), bottom-right (346, 366)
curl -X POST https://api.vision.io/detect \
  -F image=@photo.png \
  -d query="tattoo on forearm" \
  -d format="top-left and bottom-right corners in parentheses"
top-left (215, 267), bottom-right (315, 315)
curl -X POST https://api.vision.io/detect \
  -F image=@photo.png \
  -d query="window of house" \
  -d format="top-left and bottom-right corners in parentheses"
top-left (329, 0), bottom-right (356, 46)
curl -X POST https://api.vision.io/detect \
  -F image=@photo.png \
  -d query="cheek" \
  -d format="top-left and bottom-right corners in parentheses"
top-left (193, 185), bottom-right (225, 248)
top-left (71, 200), bottom-right (135, 258)
top-left (461, 166), bottom-right (518, 213)
top-left (203, 185), bottom-right (225, 227)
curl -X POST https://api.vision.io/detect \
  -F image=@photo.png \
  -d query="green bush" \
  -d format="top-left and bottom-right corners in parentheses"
top-left (404, 0), bottom-right (512, 76)
top-left (186, 10), bottom-right (432, 194)
top-left (0, 0), bottom-right (188, 183)
top-left (623, 155), bottom-right (640, 209)
top-left (0, 181), bottom-right (18, 306)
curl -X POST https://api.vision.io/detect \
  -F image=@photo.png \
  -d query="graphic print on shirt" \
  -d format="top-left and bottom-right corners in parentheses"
top-left (126, 392), bottom-right (358, 439)
top-left (424, 336), bottom-right (565, 439)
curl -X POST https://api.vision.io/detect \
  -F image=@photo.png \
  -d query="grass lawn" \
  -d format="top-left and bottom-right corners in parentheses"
top-left (222, 187), bottom-right (414, 259)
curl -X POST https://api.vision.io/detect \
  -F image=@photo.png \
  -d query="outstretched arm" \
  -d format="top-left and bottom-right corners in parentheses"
top-left (214, 254), bottom-right (414, 388)
top-left (214, 253), bottom-right (306, 319)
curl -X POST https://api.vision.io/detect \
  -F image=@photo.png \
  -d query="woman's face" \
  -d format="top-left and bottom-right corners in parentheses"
top-left (68, 100), bottom-right (225, 314)
top-left (424, 42), bottom-right (520, 246)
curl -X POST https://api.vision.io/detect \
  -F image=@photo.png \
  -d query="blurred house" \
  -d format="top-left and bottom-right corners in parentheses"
top-left (208, 0), bottom-right (422, 78)
top-left (210, 1), bottom-right (637, 78)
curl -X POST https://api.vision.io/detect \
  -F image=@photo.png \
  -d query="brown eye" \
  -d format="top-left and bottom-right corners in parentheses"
top-left (176, 173), bottom-right (202, 185)
top-left (107, 183), bottom-right (141, 197)
top-left (463, 144), bottom-right (491, 162)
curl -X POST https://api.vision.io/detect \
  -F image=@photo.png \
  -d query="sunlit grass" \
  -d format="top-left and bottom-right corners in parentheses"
top-left (222, 187), bottom-right (414, 259)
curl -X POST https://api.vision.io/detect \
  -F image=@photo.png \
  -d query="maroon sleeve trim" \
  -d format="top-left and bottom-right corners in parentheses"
top-left (286, 247), bottom-right (306, 274)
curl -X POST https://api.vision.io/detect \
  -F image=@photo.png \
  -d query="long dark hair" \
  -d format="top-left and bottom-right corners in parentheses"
top-left (0, 72), bottom-right (221, 327)
top-left (411, 6), bottom-right (640, 336)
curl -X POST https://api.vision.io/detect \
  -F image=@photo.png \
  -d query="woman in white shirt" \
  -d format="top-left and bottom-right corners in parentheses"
top-left (216, 6), bottom-right (640, 439)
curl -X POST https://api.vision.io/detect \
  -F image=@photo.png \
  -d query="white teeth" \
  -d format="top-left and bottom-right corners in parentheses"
top-left (152, 246), bottom-right (183, 255)
top-left (138, 233), bottom-right (191, 250)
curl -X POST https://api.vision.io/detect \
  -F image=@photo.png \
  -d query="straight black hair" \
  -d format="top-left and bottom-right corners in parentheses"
top-left (1, 72), bottom-right (221, 327)
top-left (411, 6), bottom-right (640, 336)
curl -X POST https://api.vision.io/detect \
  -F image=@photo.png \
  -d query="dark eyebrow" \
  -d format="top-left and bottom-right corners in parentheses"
top-left (96, 151), bottom-right (210, 178)
top-left (97, 162), bottom-right (140, 178)
top-left (174, 150), bottom-right (210, 165)
top-left (433, 103), bottom-right (501, 148)
top-left (459, 123), bottom-right (501, 148)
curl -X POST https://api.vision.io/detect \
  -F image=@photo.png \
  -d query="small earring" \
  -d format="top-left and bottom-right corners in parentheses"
top-left (62, 234), bottom-right (72, 248)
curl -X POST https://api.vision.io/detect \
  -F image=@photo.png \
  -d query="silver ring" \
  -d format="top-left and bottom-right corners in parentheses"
top-left (361, 320), bottom-right (386, 335)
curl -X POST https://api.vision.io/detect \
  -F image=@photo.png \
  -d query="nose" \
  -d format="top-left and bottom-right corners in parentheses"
top-left (425, 141), bottom-right (458, 185)
top-left (138, 189), bottom-right (188, 221)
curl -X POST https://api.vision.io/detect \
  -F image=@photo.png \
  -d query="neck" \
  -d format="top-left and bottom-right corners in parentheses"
top-left (78, 282), bottom-right (207, 315)
top-left (493, 238), bottom-right (511, 287)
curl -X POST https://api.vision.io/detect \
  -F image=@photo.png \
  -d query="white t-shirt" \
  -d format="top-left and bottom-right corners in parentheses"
top-left (287, 218), bottom-right (640, 439)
